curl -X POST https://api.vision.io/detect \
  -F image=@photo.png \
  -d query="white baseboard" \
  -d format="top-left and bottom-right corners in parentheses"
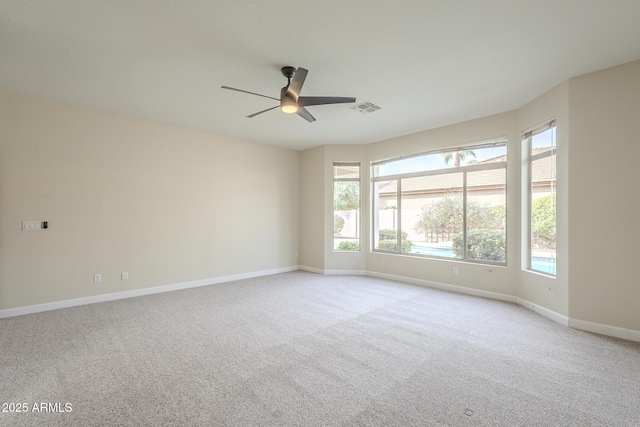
top-left (516, 298), bottom-right (569, 326)
top-left (0, 266), bottom-right (298, 319)
top-left (325, 269), bottom-right (366, 276)
top-left (365, 272), bottom-right (640, 343)
top-left (298, 265), bottom-right (324, 274)
top-left (515, 299), bottom-right (640, 343)
top-left (568, 318), bottom-right (640, 343)
top-left (365, 270), bottom-right (517, 303)
top-left (297, 266), bottom-right (365, 276)
top-left (4, 266), bottom-right (639, 344)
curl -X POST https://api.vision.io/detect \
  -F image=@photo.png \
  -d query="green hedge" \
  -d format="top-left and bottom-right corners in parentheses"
top-left (452, 229), bottom-right (505, 262)
top-left (378, 229), bottom-right (412, 252)
top-left (337, 241), bottom-right (360, 251)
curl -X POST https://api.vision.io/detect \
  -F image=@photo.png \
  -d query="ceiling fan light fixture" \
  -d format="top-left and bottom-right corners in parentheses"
top-left (281, 95), bottom-right (298, 113)
top-left (282, 105), bottom-right (298, 114)
top-left (222, 66), bottom-right (355, 122)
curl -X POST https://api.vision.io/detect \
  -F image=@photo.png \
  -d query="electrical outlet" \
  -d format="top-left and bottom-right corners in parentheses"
top-left (93, 274), bottom-right (102, 283)
top-left (121, 271), bottom-right (128, 280)
top-left (453, 267), bottom-right (459, 275)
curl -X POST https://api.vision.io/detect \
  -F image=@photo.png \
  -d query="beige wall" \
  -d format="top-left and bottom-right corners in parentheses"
top-left (299, 144), bottom-right (367, 273)
top-left (0, 91), bottom-right (300, 310)
top-left (517, 81), bottom-right (569, 317)
top-left (568, 60), bottom-right (640, 331)
top-left (299, 145), bottom-right (325, 271)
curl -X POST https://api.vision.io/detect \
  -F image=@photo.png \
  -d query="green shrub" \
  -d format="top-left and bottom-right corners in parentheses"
top-left (531, 194), bottom-right (556, 249)
top-left (379, 229), bottom-right (398, 241)
top-left (452, 229), bottom-right (505, 262)
top-left (337, 241), bottom-right (360, 251)
top-left (378, 229), bottom-right (412, 252)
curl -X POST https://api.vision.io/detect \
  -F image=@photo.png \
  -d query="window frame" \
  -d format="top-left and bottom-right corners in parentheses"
top-left (524, 120), bottom-right (557, 276)
top-left (371, 140), bottom-right (508, 265)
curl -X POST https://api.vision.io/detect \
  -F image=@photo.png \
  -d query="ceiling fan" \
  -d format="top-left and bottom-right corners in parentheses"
top-left (221, 66), bottom-right (356, 122)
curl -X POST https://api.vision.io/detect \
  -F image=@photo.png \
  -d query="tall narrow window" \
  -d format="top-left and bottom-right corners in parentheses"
top-left (334, 162), bottom-right (360, 251)
top-left (525, 121), bottom-right (556, 275)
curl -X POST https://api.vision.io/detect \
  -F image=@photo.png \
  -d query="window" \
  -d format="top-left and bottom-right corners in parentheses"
top-left (334, 162), bottom-right (360, 250)
top-left (525, 121), bottom-right (556, 275)
top-left (372, 141), bottom-right (507, 264)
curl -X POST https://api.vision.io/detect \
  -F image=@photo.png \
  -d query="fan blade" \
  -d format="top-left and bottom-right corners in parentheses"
top-left (296, 107), bottom-right (316, 123)
top-left (298, 96), bottom-right (356, 107)
top-left (286, 67), bottom-right (308, 100)
top-left (221, 86), bottom-right (280, 101)
top-left (247, 105), bottom-right (279, 118)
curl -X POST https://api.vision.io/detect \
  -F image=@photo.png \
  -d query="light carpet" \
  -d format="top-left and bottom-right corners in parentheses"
top-left (1, 271), bottom-right (639, 426)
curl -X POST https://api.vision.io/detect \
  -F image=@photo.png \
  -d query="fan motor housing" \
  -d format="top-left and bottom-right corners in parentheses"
top-left (281, 66), bottom-right (296, 79)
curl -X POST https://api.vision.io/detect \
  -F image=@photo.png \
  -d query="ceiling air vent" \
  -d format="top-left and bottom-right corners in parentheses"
top-left (351, 101), bottom-right (381, 114)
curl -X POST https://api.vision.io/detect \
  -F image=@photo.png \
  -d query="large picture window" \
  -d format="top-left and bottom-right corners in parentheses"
top-left (334, 162), bottom-right (360, 251)
top-left (525, 121), bottom-right (556, 275)
top-left (372, 141), bottom-right (507, 264)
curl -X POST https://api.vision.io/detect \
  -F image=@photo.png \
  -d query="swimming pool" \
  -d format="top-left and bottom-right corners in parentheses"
top-left (410, 245), bottom-right (556, 275)
top-left (531, 256), bottom-right (556, 275)
top-left (410, 245), bottom-right (458, 258)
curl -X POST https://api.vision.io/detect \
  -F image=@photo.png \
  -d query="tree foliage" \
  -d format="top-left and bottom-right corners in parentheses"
top-left (452, 229), bottom-right (506, 262)
top-left (442, 150), bottom-right (477, 167)
top-left (414, 192), bottom-right (504, 243)
top-left (416, 192), bottom-right (463, 240)
top-left (334, 181), bottom-right (359, 236)
top-left (531, 194), bottom-right (556, 249)
top-left (334, 182), bottom-right (359, 211)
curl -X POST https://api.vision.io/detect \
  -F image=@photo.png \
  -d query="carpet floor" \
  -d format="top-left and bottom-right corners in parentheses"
top-left (1, 271), bottom-right (639, 426)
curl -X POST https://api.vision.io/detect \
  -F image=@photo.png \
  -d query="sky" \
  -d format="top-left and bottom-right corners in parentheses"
top-left (377, 145), bottom-right (507, 177)
top-left (376, 127), bottom-right (555, 177)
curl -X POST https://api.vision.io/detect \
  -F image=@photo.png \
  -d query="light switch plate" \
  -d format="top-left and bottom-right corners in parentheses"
top-left (22, 221), bottom-right (41, 231)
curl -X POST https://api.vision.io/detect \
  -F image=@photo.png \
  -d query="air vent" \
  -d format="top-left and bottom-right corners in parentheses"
top-left (351, 101), bottom-right (381, 114)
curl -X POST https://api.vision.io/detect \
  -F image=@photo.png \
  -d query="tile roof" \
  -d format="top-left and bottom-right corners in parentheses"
top-left (377, 148), bottom-right (554, 196)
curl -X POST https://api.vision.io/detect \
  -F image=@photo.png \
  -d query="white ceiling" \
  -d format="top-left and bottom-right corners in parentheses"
top-left (2, 1), bottom-right (640, 151)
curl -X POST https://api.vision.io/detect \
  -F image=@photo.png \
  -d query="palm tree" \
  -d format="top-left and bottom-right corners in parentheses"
top-left (442, 150), bottom-right (476, 167)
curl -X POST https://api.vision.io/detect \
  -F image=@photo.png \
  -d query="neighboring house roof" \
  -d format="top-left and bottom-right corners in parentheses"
top-left (530, 147), bottom-right (556, 187)
top-left (377, 147), bottom-right (555, 196)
